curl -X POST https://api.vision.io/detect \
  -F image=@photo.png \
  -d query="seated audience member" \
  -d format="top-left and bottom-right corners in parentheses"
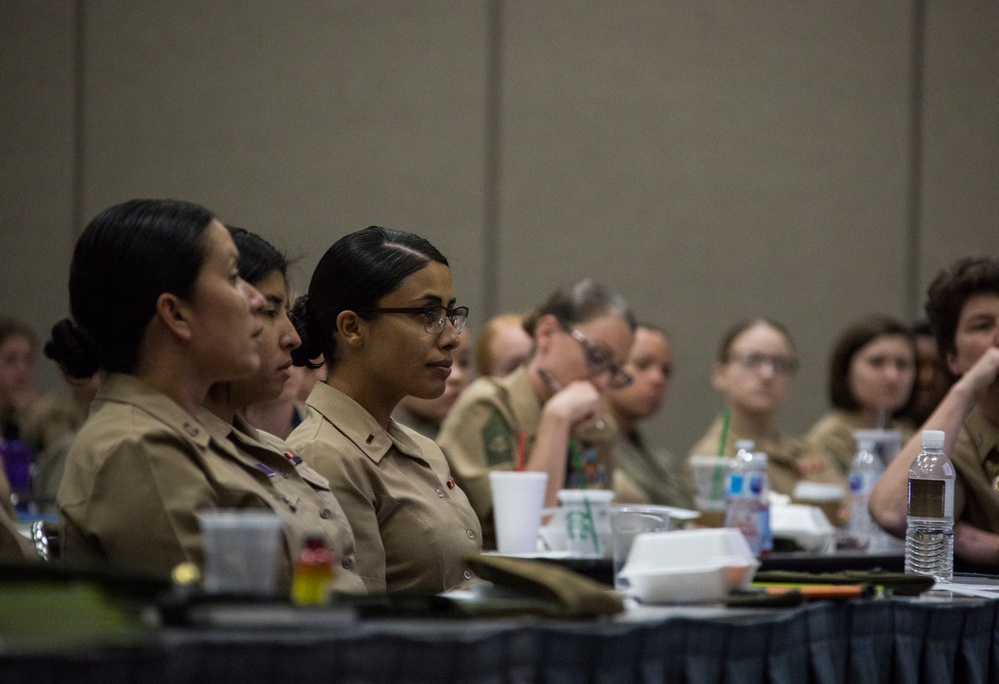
top-left (0, 318), bottom-right (39, 440)
top-left (199, 227), bottom-right (365, 593)
top-left (287, 226), bottom-right (481, 593)
top-left (0, 466), bottom-right (39, 560)
top-left (244, 355), bottom-right (324, 439)
top-left (475, 313), bottom-right (533, 377)
top-left (806, 316), bottom-right (917, 474)
top-left (28, 370), bottom-right (100, 514)
top-left (870, 256), bottom-right (999, 566)
top-left (909, 319), bottom-right (954, 425)
top-left (46, 198), bottom-right (326, 589)
top-left (438, 279), bottom-right (635, 545)
top-left (606, 324), bottom-right (694, 508)
top-left (393, 327), bottom-right (472, 440)
top-left (689, 319), bottom-right (844, 499)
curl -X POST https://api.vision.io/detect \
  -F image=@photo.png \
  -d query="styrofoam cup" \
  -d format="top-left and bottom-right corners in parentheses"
top-left (490, 471), bottom-right (548, 554)
top-left (198, 509), bottom-right (284, 595)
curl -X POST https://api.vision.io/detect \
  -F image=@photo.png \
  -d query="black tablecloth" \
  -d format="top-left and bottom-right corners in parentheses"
top-left (2, 595), bottom-right (998, 684)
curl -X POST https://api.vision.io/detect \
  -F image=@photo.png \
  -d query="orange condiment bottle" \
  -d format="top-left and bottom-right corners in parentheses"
top-left (291, 535), bottom-right (335, 605)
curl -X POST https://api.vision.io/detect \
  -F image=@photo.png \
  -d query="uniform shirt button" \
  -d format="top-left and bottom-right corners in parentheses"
top-left (320, 509), bottom-right (332, 519)
top-left (436, 488), bottom-right (445, 498)
top-left (342, 557), bottom-right (353, 570)
top-left (463, 570), bottom-right (473, 581)
top-left (466, 529), bottom-right (476, 540)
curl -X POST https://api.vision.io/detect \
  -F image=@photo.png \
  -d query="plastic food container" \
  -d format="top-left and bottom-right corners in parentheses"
top-left (617, 528), bottom-right (759, 603)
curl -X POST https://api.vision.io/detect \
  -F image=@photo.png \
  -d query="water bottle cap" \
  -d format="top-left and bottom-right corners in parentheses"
top-left (921, 429), bottom-right (944, 449)
top-left (735, 439), bottom-right (755, 452)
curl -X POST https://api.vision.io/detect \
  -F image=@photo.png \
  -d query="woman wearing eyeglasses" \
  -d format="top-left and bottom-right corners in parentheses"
top-left (805, 315), bottom-right (917, 475)
top-left (437, 279), bottom-right (635, 548)
top-left (689, 319), bottom-right (843, 499)
top-left (286, 226), bottom-right (481, 593)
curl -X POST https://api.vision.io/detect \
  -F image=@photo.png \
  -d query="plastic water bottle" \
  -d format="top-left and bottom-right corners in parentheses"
top-left (905, 430), bottom-right (954, 582)
top-left (725, 442), bottom-right (772, 556)
top-left (0, 434), bottom-right (33, 516)
top-left (843, 433), bottom-right (884, 550)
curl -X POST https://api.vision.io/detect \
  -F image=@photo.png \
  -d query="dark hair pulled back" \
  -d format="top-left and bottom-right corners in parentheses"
top-left (522, 279), bottom-right (636, 337)
top-left (291, 226), bottom-right (448, 369)
top-left (44, 199), bottom-right (215, 378)
top-left (228, 226), bottom-right (292, 287)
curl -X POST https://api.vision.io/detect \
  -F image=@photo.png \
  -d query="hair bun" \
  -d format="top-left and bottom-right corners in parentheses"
top-left (44, 319), bottom-right (102, 379)
top-left (289, 295), bottom-right (324, 368)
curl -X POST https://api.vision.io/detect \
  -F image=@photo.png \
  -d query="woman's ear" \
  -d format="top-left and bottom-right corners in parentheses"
top-left (710, 362), bottom-right (727, 393)
top-left (155, 293), bottom-right (193, 342)
top-left (533, 314), bottom-right (560, 356)
top-left (336, 310), bottom-right (365, 350)
top-left (945, 349), bottom-right (961, 378)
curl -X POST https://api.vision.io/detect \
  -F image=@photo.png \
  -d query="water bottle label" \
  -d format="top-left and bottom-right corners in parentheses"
top-left (726, 474), bottom-right (745, 497)
top-left (747, 473), bottom-right (764, 496)
top-left (848, 473), bottom-right (863, 494)
top-left (909, 479), bottom-right (951, 518)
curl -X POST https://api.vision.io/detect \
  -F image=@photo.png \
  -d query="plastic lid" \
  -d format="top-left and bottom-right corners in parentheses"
top-left (921, 429), bottom-right (945, 449)
top-left (855, 436), bottom-right (876, 452)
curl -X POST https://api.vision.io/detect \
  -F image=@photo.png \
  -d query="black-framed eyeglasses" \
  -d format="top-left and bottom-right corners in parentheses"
top-left (356, 305), bottom-right (469, 335)
top-left (565, 327), bottom-right (632, 389)
top-left (726, 352), bottom-right (799, 375)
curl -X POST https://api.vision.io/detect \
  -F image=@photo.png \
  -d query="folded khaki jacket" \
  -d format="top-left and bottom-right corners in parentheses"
top-left (463, 554), bottom-right (624, 617)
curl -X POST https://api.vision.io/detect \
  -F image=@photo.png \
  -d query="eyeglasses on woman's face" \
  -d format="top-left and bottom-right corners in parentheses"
top-left (565, 326), bottom-right (632, 389)
top-left (726, 352), bottom-right (798, 376)
top-left (357, 305), bottom-right (469, 335)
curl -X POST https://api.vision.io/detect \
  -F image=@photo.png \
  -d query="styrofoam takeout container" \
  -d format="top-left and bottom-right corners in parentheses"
top-left (771, 503), bottom-right (836, 553)
top-left (617, 528), bottom-right (759, 603)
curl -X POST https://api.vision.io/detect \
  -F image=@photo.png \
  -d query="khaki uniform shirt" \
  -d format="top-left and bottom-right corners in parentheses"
top-left (198, 411), bottom-right (366, 594)
top-left (390, 407), bottom-right (440, 441)
top-left (0, 467), bottom-right (39, 560)
top-left (951, 408), bottom-right (999, 534)
top-left (806, 410), bottom-right (915, 475)
top-left (436, 366), bottom-right (617, 547)
top-left (288, 383), bottom-right (481, 594)
top-left (689, 415), bottom-right (845, 498)
top-left (58, 374), bottom-right (315, 593)
top-left (613, 431), bottom-right (695, 509)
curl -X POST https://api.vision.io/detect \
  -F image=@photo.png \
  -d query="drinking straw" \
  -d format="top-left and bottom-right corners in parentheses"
top-left (876, 406), bottom-right (886, 430)
top-left (569, 439), bottom-right (600, 555)
top-left (516, 431), bottom-right (526, 472)
top-left (709, 407), bottom-right (730, 501)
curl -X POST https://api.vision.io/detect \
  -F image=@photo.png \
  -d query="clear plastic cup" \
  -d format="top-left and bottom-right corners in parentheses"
top-left (610, 506), bottom-right (671, 592)
top-left (197, 509), bottom-right (284, 596)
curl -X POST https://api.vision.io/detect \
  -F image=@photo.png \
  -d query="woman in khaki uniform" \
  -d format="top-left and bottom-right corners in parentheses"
top-left (806, 315), bottom-right (917, 475)
top-left (689, 320), bottom-right (844, 504)
top-left (286, 226), bottom-right (481, 594)
top-left (200, 227), bottom-right (365, 594)
top-left (437, 280), bottom-right (635, 547)
top-left (872, 256), bottom-right (999, 567)
top-left (46, 199), bottom-right (318, 592)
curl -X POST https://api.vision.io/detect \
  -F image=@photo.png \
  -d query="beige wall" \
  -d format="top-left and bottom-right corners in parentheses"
top-left (2, 1), bottom-right (996, 457)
